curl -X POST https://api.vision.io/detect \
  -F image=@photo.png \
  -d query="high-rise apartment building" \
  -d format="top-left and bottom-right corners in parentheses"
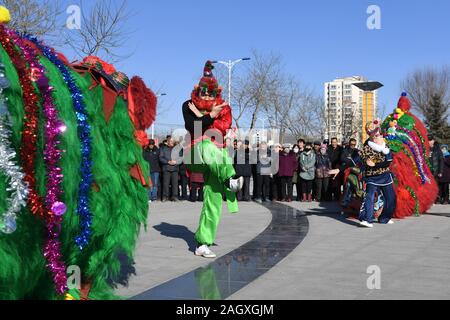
top-left (324, 76), bottom-right (378, 145)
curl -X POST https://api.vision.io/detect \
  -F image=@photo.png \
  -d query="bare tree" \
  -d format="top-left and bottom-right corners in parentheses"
top-left (291, 93), bottom-right (326, 139)
top-left (401, 66), bottom-right (450, 118)
top-left (63, 0), bottom-right (134, 63)
top-left (228, 51), bottom-right (283, 130)
top-left (0, 0), bottom-right (63, 38)
top-left (266, 78), bottom-right (324, 143)
top-left (225, 51), bottom-right (324, 142)
top-left (376, 102), bottom-right (389, 120)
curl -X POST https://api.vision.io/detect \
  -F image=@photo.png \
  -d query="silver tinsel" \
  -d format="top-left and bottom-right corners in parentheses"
top-left (0, 63), bottom-right (29, 234)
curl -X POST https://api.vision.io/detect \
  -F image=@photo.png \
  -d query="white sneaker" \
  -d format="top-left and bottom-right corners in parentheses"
top-left (229, 177), bottom-right (244, 193)
top-left (359, 221), bottom-right (374, 228)
top-left (378, 219), bottom-right (395, 225)
top-left (195, 245), bottom-right (217, 258)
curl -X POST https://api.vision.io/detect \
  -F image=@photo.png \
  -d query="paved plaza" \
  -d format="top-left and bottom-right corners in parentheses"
top-left (116, 201), bottom-right (450, 300)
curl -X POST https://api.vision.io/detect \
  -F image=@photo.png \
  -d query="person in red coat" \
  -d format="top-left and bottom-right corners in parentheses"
top-left (278, 144), bottom-right (298, 202)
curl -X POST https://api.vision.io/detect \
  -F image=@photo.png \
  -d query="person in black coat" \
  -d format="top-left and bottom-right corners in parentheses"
top-left (159, 138), bottom-right (182, 202)
top-left (428, 134), bottom-right (444, 203)
top-left (340, 138), bottom-right (359, 164)
top-left (439, 144), bottom-right (450, 204)
top-left (143, 139), bottom-right (161, 201)
top-left (234, 140), bottom-right (252, 201)
top-left (254, 142), bottom-right (272, 203)
top-left (428, 135), bottom-right (444, 179)
top-left (327, 137), bottom-right (343, 201)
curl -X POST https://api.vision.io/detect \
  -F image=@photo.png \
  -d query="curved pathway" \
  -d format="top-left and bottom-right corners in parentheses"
top-left (132, 202), bottom-right (309, 300)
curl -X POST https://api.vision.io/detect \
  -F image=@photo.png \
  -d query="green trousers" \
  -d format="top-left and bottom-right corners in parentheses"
top-left (195, 266), bottom-right (221, 300)
top-left (185, 139), bottom-right (238, 246)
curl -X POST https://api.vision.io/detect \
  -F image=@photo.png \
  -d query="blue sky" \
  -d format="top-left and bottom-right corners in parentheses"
top-left (58, 0), bottom-right (450, 129)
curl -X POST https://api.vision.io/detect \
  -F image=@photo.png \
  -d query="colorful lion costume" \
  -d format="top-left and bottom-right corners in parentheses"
top-left (382, 93), bottom-right (438, 218)
top-left (0, 8), bottom-right (156, 300)
top-left (342, 93), bottom-right (438, 219)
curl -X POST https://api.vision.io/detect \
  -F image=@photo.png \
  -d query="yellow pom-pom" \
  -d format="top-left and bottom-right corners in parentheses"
top-left (0, 6), bottom-right (11, 24)
top-left (395, 108), bottom-right (402, 114)
top-left (64, 293), bottom-right (76, 300)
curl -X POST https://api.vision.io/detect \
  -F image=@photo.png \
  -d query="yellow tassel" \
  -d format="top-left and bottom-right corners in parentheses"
top-left (64, 293), bottom-right (76, 300)
top-left (0, 6), bottom-right (11, 24)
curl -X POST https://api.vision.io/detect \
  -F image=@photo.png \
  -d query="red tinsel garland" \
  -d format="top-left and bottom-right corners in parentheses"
top-left (0, 25), bottom-right (46, 217)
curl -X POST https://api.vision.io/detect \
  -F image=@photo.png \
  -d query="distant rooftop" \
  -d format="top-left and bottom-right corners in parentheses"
top-left (331, 76), bottom-right (368, 82)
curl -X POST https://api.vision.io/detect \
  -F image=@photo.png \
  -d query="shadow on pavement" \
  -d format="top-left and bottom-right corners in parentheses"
top-left (153, 223), bottom-right (197, 253)
top-left (107, 250), bottom-right (137, 289)
top-left (298, 201), bottom-right (361, 227)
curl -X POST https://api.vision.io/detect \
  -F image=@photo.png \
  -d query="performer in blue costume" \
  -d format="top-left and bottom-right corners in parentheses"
top-left (358, 119), bottom-right (397, 228)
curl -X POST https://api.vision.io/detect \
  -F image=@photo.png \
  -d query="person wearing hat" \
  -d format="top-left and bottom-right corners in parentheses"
top-left (182, 61), bottom-right (244, 258)
top-left (358, 119), bottom-right (396, 228)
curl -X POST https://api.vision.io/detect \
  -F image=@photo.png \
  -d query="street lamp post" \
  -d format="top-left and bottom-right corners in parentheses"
top-left (213, 58), bottom-right (251, 105)
top-left (151, 93), bottom-right (167, 140)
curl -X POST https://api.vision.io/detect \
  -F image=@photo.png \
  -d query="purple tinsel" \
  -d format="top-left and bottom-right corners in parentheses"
top-left (24, 33), bottom-right (93, 252)
top-left (8, 29), bottom-right (68, 295)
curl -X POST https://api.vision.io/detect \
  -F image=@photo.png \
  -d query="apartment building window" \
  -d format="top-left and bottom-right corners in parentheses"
top-left (330, 85), bottom-right (336, 89)
top-left (330, 91), bottom-right (336, 96)
top-left (330, 97), bottom-right (337, 102)
top-left (344, 84), bottom-right (352, 89)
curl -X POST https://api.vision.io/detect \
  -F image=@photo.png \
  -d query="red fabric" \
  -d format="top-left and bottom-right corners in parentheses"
top-left (130, 163), bottom-right (150, 187)
top-left (191, 93), bottom-right (225, 112)
top-left (100, 77), bottom-right (117, 123)
top-left (192, 61), bottom-right (222, 103)
top-left (57, 52), bottom-right (70, 66)
top-left (186, 103), bottom-right (233, 149)
top-left (278, 152), bottom-right (298, 177)
top-left (92, 182), bottom-right (100, 193)
top-left (80, 282), bottom-right (92, 301)
top-left (128, 76), bottom-right (157, 130)
top-left (397, 95), bottom-right (412, 112)
top-left (390, 112), bottom-right (438, 218)
top-left (190, 172), bottom-right (204, 184)
top-left (82, 56), bottom-right (117, 75)
top-left (199, 76), bottom-right (219, 92)
top-left (134, 130), bottom-right (149, 147)
top-left (210, 105), bottom-right (232, 138)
